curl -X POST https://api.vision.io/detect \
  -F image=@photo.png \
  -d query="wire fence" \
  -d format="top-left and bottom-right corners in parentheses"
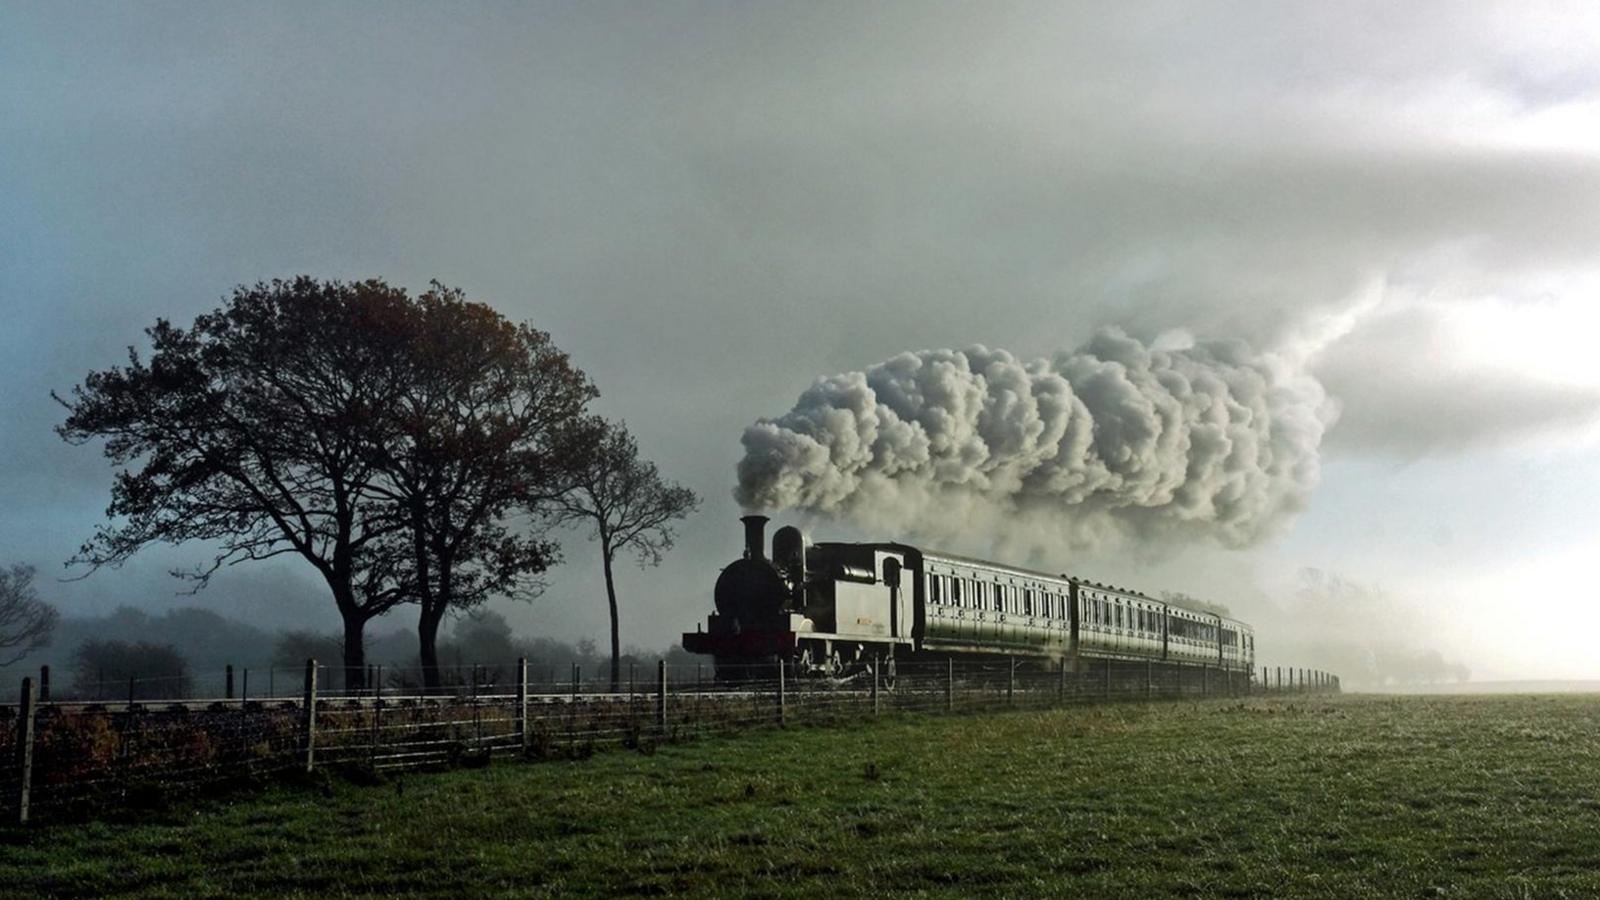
top-left (1, 658), bottom-right (1339, 825)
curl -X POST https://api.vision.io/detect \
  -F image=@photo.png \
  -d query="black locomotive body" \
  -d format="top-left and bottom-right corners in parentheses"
top-left (682, 516), bottom-right (1256, 681)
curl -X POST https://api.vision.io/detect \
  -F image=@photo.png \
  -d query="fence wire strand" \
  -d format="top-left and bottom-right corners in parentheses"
top-left (1, 658), bottom-right (1336, 824)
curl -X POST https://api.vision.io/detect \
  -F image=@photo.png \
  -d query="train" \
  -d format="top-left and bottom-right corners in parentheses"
top-left (682, 515), bottom-right (1255, 684)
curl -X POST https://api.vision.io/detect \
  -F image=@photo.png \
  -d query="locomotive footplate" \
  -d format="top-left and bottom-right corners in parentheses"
top-left (680, 628), bottom-right (800, 658)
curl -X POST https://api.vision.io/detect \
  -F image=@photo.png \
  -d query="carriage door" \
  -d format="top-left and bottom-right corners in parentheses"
top-left (882, 557), bottom-right (902, 640)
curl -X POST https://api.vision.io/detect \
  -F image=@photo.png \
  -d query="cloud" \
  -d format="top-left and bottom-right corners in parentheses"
top-left (1314, 301), bottom-right (1600, 455)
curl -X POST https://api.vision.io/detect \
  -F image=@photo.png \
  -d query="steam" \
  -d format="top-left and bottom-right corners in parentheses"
top-left (735, 328), bottom-right (1335, 554)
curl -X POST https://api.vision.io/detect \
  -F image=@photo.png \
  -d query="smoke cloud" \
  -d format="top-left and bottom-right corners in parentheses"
top-left (736, 328), bottom-right (1335, 554)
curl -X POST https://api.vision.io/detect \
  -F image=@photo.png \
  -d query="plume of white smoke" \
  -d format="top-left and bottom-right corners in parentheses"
top-left (735, 328), bottom-right (1336, 556)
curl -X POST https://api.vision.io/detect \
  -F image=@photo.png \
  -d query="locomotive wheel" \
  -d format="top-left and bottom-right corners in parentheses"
top-left (825, 648), bottom-right (843, 677)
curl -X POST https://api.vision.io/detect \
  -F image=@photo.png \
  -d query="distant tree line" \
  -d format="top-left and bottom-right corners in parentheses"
top-left (3, 604), bottom-right (696, 701)
top-left (55, 278), bottom-right (697, 693)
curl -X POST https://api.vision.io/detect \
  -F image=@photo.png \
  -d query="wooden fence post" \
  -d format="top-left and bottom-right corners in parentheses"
top-left (1007, 656), bottom-right (1015, 707)
top-left (225, 665), bottom-right (234, 701)
top-left (13, 677), bottom-right (36, 825)
top-left (1145, 661), bottom-right (1153, 699)
top-left (656, 660), bottom-right (668, 735)
top-left (516, 657), bottom-right (529, 754)
top-left (1057, 657), bottom-right (1066, 703)
top-left (1104, 659), bottom-right (1111, 699)
top-left (947, 658), bottom-right (955, 713)
top-left (1202, 664), bottom-right (1209, 696)
top-left (871, 658), bottom-right (880, 716)
top-left (568, 664), bottom-right (580, 748)
top-left (777, 659), bottom-right (786, 727)
top-left (301, 660), bottom-right (318, 774)
top-left (38, 666), bottom-right (49, 703)
top-left (370, 664), bottom-right (383, 764)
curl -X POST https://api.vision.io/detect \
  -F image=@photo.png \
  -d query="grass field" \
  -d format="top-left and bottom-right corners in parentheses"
top-left (4, 693), bottom-right (1600, 898)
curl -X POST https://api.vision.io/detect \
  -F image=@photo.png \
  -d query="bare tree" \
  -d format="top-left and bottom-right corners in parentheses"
top-left (551, 420), bottom-right (699, 692)
top-left (0, 564), bottom-right (58, 667)
top-left (56, 278), bottom-right (419, 691)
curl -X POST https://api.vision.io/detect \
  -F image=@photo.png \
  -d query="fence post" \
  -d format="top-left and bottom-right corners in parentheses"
top-left (656, 660), bottom-right (668, 735)
top-left (1057, 657), bottom-right (1066, 704)
top-left (225, 665), bottom-right (234, 701)
top-left (370, 664), bottom-right (383, 764)
top-left (38, 666), bottom-right (49, 703)
top-left (1104, 659), bottom-right (1111, 699)
top-left (777, 659), bottom-right (786, 727)
top-left (301, 660), bottom-right (318, 774)
top-left (13, 677), bottom-right (36, 825)
top-left (1145, 661), bottom-right (1152, 699)
top-left (516, 658), bottom-right (529, 754)
top-left (1007, 656), bottom-right (1015, 707)
top-left (871, 658), bottom-right (880, 716)
top-left (947, 658), bottom-right (955, 713)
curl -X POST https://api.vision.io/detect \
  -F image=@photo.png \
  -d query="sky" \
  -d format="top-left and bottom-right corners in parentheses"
top-left (3, 1), bottom-right (1599, 683)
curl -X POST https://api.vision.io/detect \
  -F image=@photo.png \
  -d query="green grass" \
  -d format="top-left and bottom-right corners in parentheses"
top-left (5, 694), bottom-right (1600, 898)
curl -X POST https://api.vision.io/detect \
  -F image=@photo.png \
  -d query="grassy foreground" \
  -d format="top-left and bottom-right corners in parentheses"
top-left (4, 694), bottom-right (1600, 898)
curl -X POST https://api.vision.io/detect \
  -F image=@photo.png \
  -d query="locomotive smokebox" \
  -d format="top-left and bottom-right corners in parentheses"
top-left (741, 514), bottom-right (769, 560)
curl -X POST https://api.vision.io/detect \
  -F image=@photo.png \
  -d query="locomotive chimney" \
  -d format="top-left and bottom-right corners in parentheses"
top-left (741, 514), bottom-right (769, 560)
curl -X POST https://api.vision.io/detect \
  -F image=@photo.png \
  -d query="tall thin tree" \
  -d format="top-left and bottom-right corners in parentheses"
top-left (551, 420), bottom-right (699, 692)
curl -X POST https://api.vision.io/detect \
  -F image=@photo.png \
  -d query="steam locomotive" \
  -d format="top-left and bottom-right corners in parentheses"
top-left (682, 515), bottom-right (1255, 683)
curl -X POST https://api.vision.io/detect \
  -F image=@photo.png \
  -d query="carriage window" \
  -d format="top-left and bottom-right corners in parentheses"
top-left (951, 578), bottom-right (963, 606)
top-left (1023, 589), bottom-right (1034, 616)
top-left (929, 575), bottom-right (942, 604)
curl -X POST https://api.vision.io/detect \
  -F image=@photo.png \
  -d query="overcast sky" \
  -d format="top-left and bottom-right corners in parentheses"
top-left (4, 2), bottom-right (1599, 681)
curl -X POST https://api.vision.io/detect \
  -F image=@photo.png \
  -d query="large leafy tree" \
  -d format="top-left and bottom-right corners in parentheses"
top-left (372, 284), bottom-right (596, 690)
top-left (56, 278), bottom-right (418, 691)
top-left (551, 420), bottom-right (699, 692)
